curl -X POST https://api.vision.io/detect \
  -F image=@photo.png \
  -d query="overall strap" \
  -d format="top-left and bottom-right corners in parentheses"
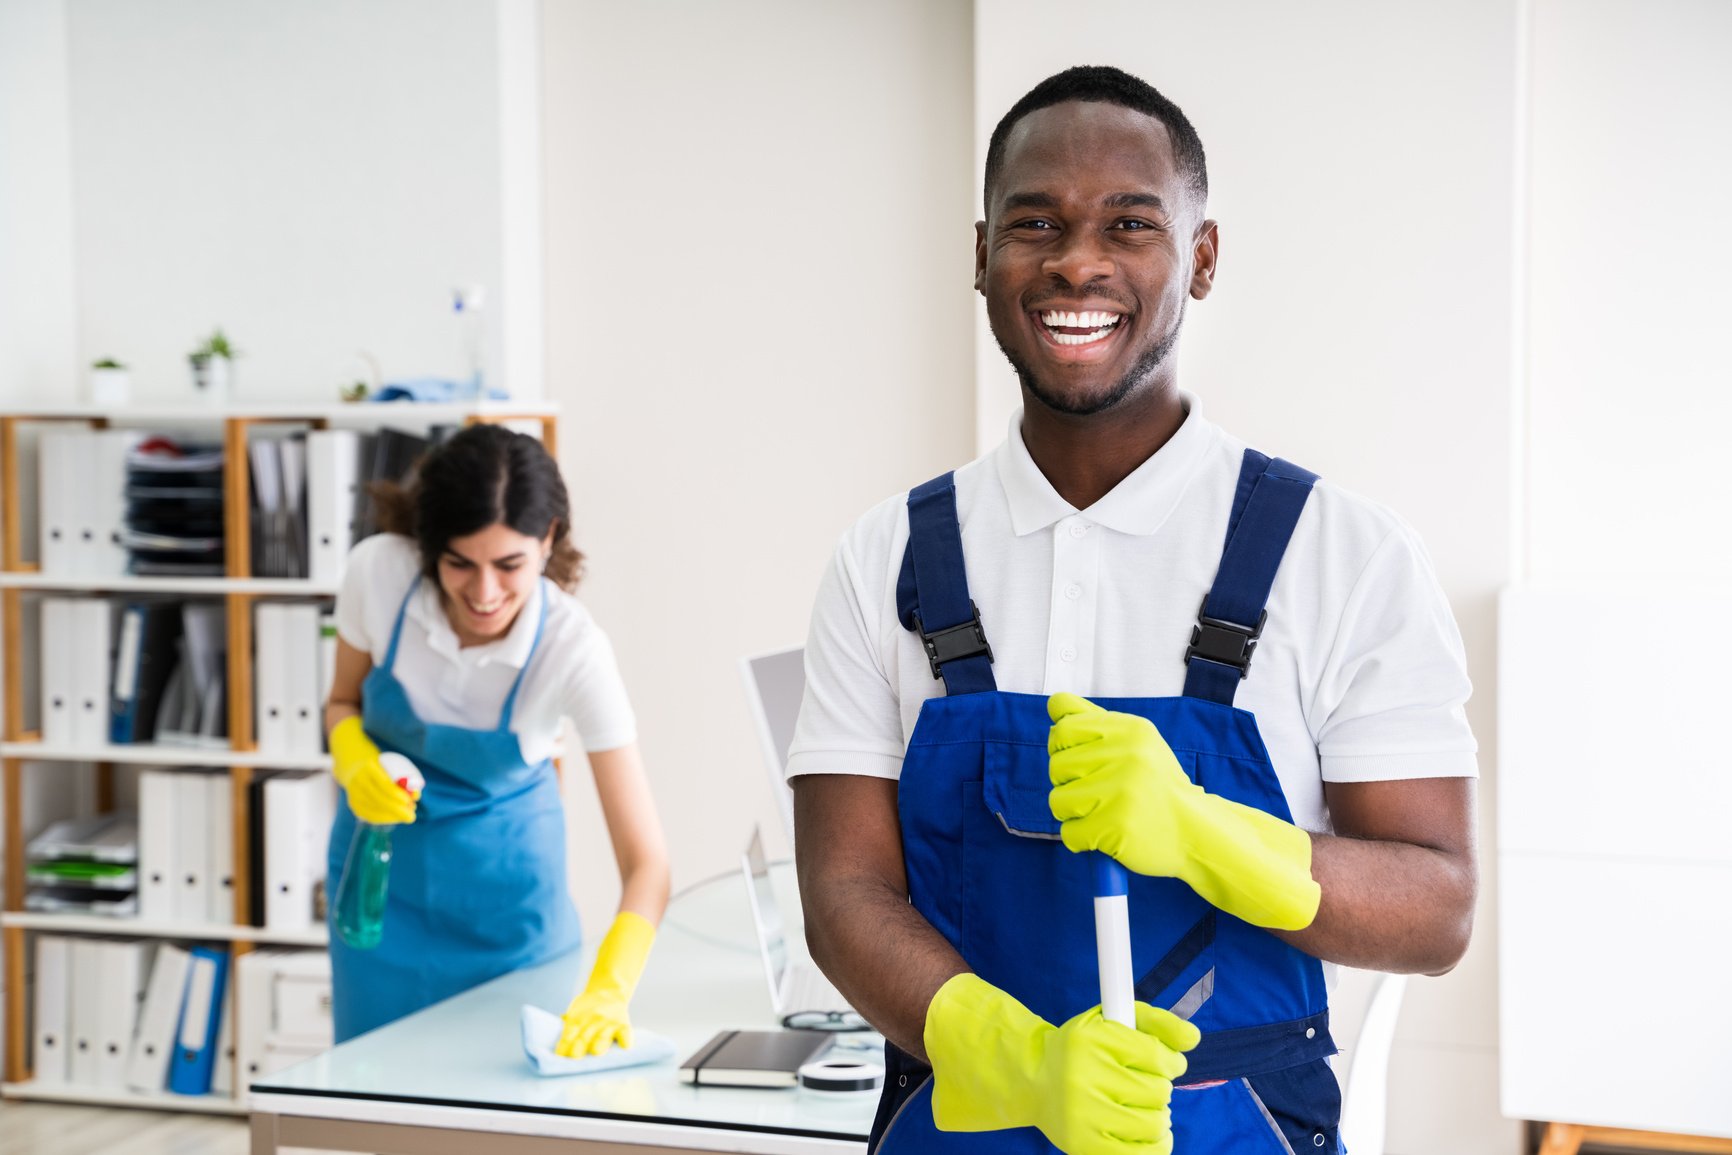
top-left (895, 473), bottom-right (996, 696)
top-left (496, 578), bottom-right (551, 731)
top-left (1182, 450), bottom-right (1318, 706)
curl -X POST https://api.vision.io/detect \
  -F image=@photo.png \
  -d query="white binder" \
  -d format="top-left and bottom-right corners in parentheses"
top-left (127, 942), bottom-right (191, 1093)
top-left (172, 771), bottom-right (212, 924)
top-left (37, 430), bottom-right (77, 574)
top-left (284, 603), bottom-right (324, 755)
top-left (206, 772), bottom-right (236, 924)
top-left (263, 772), bottom-right (333, 932)
top-left (69, 937), bottom-right (104, 1085)
top-left (95, 940), bottom-right (146, 1089)
top-left (72, 598), bottom-right (114, 747)
top-left (137, 769), bottom-right (179, 921)
top-left (91, 429), bottom-right (142, 576)
top-left (32, 935), bottom-right (70, 1084)
top-left (212, 970), bottom-right (237, 1096)
top-left (307, 430), bottom-right (359, 584)
top-left (254, 603), bottom-right (289, 753)
top-left (39, 598), bottom-right (76, 745)
top-left (235, 948), bottom-right (280, 1089)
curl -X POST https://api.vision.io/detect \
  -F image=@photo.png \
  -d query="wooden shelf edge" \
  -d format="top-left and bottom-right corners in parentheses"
top-left (1, 1080), bottom-right (245, 1115)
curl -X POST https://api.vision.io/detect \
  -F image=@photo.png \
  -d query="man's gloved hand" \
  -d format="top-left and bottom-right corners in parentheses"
top-left (330, 716), bottom-right (418, 825)
top-left (1047, 692), bottom-right (1321, 931)
top-left (556, 910), bottom-right (656, 1057)
top-left (926, 972), bottom-right (1198, 1155)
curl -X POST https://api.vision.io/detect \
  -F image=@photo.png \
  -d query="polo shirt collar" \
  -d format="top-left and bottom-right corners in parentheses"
top-left (406, 575), bottom-right (543, 668)
top-left (995, 391), bottom-right (1213, 537)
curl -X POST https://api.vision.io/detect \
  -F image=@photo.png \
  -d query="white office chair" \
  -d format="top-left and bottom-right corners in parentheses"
top-left (1337, 971), bottom-right (1409, 1155)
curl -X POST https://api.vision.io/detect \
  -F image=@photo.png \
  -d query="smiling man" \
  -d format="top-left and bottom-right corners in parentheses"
top-left (789, 66), bottom-right (1478, 1155)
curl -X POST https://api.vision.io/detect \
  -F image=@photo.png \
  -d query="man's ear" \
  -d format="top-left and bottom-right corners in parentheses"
top-left (1190, 220), bottom-right (1219, 300)
top-left (974, 220), bottom-right (988, 294)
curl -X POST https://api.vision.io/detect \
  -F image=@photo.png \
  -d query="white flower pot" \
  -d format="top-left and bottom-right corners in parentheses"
top-left (89, 367), bottom-right (131, 406)
top-left (191, 354), bottom-right (232, 402)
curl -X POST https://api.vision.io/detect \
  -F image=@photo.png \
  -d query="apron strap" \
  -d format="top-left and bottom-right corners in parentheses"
top-left (495, 578), bottom-right (550, 731)
top-left (382, 574), bottom-right (420, 672)
top-left (895, 472), bottom-right (996, 696)
top-left (1182, 450), bottom-right (1318, 706)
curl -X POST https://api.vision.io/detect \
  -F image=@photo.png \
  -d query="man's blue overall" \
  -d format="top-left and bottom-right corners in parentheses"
top-left (870, 451), bottom-right (1342, 1155)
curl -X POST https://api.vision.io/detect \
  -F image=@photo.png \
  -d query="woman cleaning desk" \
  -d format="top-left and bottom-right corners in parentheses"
top-left (321, 423), bottom-right (669, 1056)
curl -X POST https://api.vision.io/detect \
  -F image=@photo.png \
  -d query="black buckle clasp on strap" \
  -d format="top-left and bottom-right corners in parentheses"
top-left (913, 603), bottom-right (994, 681)
top-left (1185, 598), bottom-right (1267, 680)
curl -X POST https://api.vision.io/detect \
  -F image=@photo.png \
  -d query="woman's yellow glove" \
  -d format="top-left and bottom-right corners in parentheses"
top-left (1047, 693), bottom-right (1321, 931)
top-left (927, 972), bottom-right (1197, 1155)
top-left (330, 716), bottom-right (418, 825)
top-left (556, 911), bottom-right (656, 1057)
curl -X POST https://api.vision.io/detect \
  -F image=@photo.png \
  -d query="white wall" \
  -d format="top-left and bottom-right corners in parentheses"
top-left (58, 0), bottom-right (513, 404)
top-left (541, 0), bottom-right (975, 929)
top-left (0, 0), bottom-right (79, 404)
top-left (1524, 0), bottom-right (1732, 583)
top-left (974, 4), bottom-right (1519, 1153)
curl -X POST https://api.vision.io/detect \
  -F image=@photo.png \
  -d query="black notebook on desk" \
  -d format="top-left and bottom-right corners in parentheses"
top-left (678, 1029), bottom-right (831, 1088)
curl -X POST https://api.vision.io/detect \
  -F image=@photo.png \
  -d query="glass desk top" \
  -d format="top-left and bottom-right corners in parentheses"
top-left (251, 863), bottom-right (877, 1148)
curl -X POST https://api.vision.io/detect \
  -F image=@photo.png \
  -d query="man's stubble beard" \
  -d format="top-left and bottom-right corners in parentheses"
top-left (998, 308), bottom-right (1185, 418)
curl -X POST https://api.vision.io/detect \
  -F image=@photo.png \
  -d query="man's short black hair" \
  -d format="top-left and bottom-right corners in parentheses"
top-left (983, 65), bottom-right (1208, 216)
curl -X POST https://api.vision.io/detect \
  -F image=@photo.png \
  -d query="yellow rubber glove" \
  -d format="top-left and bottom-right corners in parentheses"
top-left (1048, 693), bottom-right (1321, 931)
top-left (926, 972), bottom-right (1197, 1155)
top-left (556, 910), bottom-right (656, 1057)
top-left (329, 716), bottom-right (418, 825)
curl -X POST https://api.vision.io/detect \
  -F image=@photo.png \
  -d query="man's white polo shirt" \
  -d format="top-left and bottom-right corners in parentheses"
top-left (786, 396), bottom-right (1476, 834)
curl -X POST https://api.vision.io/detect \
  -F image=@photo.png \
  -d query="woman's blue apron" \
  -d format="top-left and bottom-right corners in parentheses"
top-left (871, 451), bottom-right (1343, 1155)
top-left (326, 577), bottom-right (582, 1041)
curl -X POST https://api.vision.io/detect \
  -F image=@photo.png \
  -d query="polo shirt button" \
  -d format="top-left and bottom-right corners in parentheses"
top-left (1305, 1027), bottom-right (1316, 1039)
top-left (1064, 583), bottom-right (1082, 600)
top-left (1060, 647), bottom-right (1077, 662)
top-left (1069, 523), bottom-right (1087, 538)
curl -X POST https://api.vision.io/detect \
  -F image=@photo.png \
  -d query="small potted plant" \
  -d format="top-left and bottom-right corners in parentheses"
top-left (189, 329), bottom-right (237, 401)
top-left (89, 357), bottom-right (131, 406)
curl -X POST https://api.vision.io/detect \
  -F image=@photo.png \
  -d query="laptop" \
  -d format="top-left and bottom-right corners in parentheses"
top-left (739, 645), bottom-right (804, 844)
top-left (741, 825), bottom-right (853, 1017)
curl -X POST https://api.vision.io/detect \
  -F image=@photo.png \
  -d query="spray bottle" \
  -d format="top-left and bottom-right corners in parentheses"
top-left (333, 752), bottom-right (424, 950)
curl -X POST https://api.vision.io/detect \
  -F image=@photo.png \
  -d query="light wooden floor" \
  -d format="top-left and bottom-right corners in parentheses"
top-left (0, 1099), bottom-right (320, 1155)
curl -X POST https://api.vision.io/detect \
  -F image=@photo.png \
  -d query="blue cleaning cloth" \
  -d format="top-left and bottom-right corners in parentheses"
top-left (370, 378), bottom-right (510, 403)
top-left (519, 1004), bottom-right (676, 1077)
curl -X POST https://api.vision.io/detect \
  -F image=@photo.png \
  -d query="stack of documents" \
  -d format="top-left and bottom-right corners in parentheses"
top-left (37, 428), bottom-right (143, 577)
top-left (109, 599), bottom-right (228, 746)
top-left (254, 602), bottom-right (332, 756)
top-left (34, 937), bottom-right (234, 1096)
top-left (244, 771), bottom-right (337, 933)
top-left (137, 769), bottom-right (236, 926)
top-left (250, 434), bottom-right (307, 579)
top-left (39, 597), bottom-right (116, 748)
top-left (24, 811), bottom-right (139, 917)
top-left (351, 426), bottom-right (443, 541)
top-left (123, 439), bottom-right (225, 576)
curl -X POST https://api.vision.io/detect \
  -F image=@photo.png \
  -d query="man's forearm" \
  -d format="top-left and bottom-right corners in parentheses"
top-left (794, 773), bottom-right (970, 1062)
top-left (1274, 830), bottom-right (1477, 974)
top-left (803, 870), bottom-right (968, 1062)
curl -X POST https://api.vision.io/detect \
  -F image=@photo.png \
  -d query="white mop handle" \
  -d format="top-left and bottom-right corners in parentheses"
top-left (1092, 854), bottom-right (1134, 1027)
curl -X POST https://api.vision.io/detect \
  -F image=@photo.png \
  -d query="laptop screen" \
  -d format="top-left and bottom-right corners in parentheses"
top-left (743, 825), bottom-right (791, 995)
top-left (741, 646), bottom-right (803, 842)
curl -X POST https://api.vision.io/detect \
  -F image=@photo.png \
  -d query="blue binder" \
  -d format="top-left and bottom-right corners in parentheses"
top-left (167, 944), bottom-right (229, 1096)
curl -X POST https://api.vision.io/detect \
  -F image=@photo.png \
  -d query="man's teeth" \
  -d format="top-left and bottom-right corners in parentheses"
top-left (1041, 309), bottom-right (1122, 346)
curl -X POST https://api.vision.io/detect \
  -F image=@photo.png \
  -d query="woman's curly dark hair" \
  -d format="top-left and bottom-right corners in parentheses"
top-left (370, 424), bottom-right (584, 591)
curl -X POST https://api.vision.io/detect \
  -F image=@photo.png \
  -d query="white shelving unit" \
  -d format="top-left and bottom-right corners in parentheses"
top-left (0, 401), bottom-right (557, 1114)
